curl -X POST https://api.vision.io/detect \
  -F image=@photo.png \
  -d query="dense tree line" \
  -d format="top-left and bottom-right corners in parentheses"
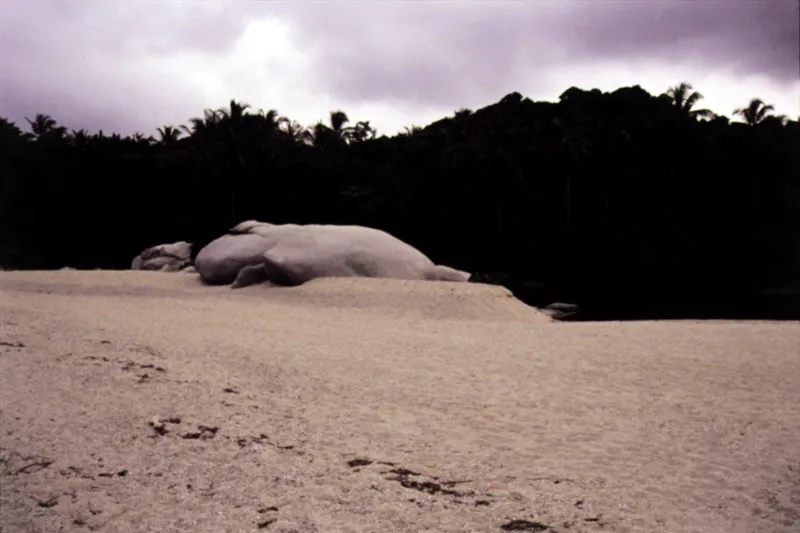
top-left (1, 83), bottom-right (798, 315)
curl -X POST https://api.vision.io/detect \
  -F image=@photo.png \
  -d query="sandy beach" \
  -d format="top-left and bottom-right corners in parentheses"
top-left (1, 270), bottom-right (798, 533)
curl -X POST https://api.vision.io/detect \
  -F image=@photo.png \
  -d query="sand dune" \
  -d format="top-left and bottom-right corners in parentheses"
top-left (1, 270), bottom-right (798, 532)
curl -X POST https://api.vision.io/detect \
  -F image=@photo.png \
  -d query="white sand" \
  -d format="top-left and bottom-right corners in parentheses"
top-left (1, 270), bottom-right (798, 532)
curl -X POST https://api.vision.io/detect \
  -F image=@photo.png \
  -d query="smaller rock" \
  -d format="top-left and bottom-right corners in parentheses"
top-left (266, 519), bottom-right (302, 533)
top-left (542, 302), bottom-right (581, 321)
top-left (257, 518), bottom-right (277, 529)
top-left (131, 241), bottom-right (193, 272)
top-left (148, 417), bottom-right (168, 435)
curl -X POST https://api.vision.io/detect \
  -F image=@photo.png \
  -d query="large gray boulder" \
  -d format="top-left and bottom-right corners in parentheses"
top-left (194, 221), bottom-right (471, 288)
top-left (131, 241), bottom-right (193, 272)
top-left (194, 232), bottom-right (275, 285)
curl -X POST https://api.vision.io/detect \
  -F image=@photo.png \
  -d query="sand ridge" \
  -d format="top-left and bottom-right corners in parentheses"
top-left (0, 270), bottom-right (550, 323)
top-left (1, 270), bottom-right (799, 532)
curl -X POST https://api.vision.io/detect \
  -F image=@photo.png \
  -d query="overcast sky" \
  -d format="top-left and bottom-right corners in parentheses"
top-left (1, 0), bottom-right (797, 137)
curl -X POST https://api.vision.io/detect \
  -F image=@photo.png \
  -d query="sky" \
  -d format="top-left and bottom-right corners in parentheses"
top-left (1, 0), bottom-right (798, 137)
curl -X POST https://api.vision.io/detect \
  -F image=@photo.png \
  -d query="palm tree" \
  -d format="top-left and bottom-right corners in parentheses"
top-left (329, 110), bottom-right (350, 136)
top-left (400, 125), bottom-right (423, 137)
top-left (254, 108), bottom-right (284, 131)
top-left (0, 118), bottom-right (32, 141)
top-left (733, 98), bottom-right (786, 126)
top-left (248, 109), bottom-right (293, 150)
top-left (310, 110), bottom-right (353, 148)
top-left (24, 113), bottom-right (66, 140)
top-left (664, 83), bottom-right (714, 120)
top-left (132, 132), bottom-right (154, 144)
top-left (345, 120), bottom-right (377, 144)
top-left (472, 116), bottom-right (530, 241)
top-left (183, 109), bottom-right (221, 138)
top-left (310, 121), bottom-right (334, 148)
top-left (552, 117), bottom-right (591, 233)
top-left (279, 119), bottom-right (313, 145)
top-left (214, 100), bottom-right (256, 223)
top-left (156, 125), bottom-right (183, 146)
top-left (68, 129), bottom-right (91, 150)
top-left (217, 99), bottom-right (251, 123)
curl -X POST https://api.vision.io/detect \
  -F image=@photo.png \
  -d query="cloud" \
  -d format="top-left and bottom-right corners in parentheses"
top-left (276, 0), bottom-right (798, 108)
top-left (557, 0), bottom-right (799, 81)
top-left (0, 0), bottom-right (248, 133)
top-left (0, 0), bottom-right (796, 136)
top-left (269, 1), bottom-right (568, 109)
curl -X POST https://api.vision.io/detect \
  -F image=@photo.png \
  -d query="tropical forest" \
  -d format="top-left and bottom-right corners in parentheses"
top-left (1, 83), bottom-right (798, 319)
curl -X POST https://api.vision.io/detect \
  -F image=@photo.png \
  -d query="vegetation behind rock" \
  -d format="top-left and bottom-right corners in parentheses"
top-left (1, 83), bottom-right (797, 317)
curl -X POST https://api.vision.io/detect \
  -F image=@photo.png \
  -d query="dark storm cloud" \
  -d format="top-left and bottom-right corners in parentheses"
top-left (273, 0), bottom-right (798, 108)
top-left (270, 1), bottom-right (556, 108)
top-left (562, 0), bottom-right (799, 81)
top-left (0, 0), bottom-right (796, 134)
top-left (0, 0), bottom-right (256, 132)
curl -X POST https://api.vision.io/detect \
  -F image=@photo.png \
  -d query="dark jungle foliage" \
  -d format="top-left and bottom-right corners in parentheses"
top-left (2, 83), bottom-right (798, 319)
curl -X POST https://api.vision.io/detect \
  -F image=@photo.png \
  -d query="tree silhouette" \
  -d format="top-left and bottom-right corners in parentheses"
top-left (183, 109), bottom-right (221, 139)
top-left (279, 118), bottom-right (313, 145)
top-left (329, 110), bottom-right (349, 135)
top-left (0, 117), bottom-right (29, 139)
top-left (733, 98), bottom-right (785, 126)
top-left (24, 113), bottom-right (66, 139)
top-left (552, 116), bottom-right (591, 233)
top-left (0, 82), bottom-right (797, 319)
top-left (156, 125), bottom-right (183, 146)
top-left (346, 120), bottom-right (377, 144)
top-left (664, 82), bottom-right (714, 120)
top-left (400, 125), bottom-right (422, 137)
